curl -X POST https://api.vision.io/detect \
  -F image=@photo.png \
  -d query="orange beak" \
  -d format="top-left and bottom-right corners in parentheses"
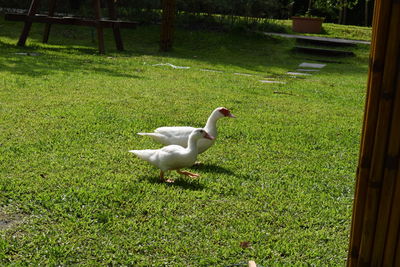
top-left (204, 132), bottom-right (215, 140)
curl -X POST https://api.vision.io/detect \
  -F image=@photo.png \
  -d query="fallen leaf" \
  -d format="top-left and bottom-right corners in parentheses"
top-left (240, 241), bottom-right (252, 249)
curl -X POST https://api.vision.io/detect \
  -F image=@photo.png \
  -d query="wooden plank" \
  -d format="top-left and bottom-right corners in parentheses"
top-left (5, 13), bottom-right (138, 28)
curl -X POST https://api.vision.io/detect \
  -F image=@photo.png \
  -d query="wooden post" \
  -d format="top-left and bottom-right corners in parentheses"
top-left (42, 0), bottom-right (57, 43)
top-left (17, 0), bottom-right (41, 46)
top-left (93, 0), bottom-right (105, 54)
top-left (107, 0), bottom-right (124, 51)
top-left (347, 0), bottom-right (400, 266)
top-left (160, 0), bottom-right (176, 52)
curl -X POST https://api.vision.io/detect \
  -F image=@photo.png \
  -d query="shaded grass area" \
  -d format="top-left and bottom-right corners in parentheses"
top-left (0, 17), bottom-right (369, 265)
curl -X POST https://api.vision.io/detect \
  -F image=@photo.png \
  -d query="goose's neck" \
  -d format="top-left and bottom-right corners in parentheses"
top-left (204, 112), bottom-right (219, 136)
top-left (186, 136), bottom-right (199, 153)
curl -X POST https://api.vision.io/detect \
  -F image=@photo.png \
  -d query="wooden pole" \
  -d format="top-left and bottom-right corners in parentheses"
top-left (395, 234), bottom-right (400, 266)
top-left (381, 75), bottom-right (400, 265)
top-left (160, 0), bottom-right (176, 52)
top-left (357, 1), bottom-right (400, 263)
top-left (347, 0), bottom-right (390, 262)
top-left (370, 3), bottom-right (400, 264)
top-left (347, 0), bottom-right (400, 265)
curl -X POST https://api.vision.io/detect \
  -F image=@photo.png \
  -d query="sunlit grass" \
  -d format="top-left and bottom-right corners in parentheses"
top-left (0, 16), bottom-right (369, 265)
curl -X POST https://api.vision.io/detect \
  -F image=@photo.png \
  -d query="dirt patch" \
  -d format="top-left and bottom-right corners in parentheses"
top-left (0, 208), bottom-right (26, 231)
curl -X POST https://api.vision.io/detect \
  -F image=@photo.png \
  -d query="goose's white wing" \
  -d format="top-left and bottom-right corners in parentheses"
top-left (138, 126), bottom-right (195, 147)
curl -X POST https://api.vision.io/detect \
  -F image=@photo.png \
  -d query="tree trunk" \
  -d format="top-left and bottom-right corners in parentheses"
top-left (343, 0), bottom-right (348, 25)
top-left (307, 0), bottom-right (312, 14)
top-left (365, 0), bottom-right (370, 26)
top-left (338, 0), bottom-right (343, 24)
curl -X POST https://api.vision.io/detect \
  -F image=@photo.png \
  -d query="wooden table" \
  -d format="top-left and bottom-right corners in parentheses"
top-left (5, 0), bottom-right (138, 54)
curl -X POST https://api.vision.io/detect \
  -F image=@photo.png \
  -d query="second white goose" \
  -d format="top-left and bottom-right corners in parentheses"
top-left (137, 107), bottom-right (235, 154)
top-left (130, 128), bottom-right (215, 182)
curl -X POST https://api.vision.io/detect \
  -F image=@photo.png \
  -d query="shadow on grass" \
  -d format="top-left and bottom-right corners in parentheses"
top-left (191, 163), bottom-right (235, 175)
top-left (0, 19), bottom-right (370, 81)
top-left (0, 40), bottom-right (143, 79)
top-left (190, 163), bottom-right (253, 181)
top-left (140, 175), bottom-right (205, 191)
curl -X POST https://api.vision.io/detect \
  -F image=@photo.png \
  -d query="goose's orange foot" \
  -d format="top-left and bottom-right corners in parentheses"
top-left (159, 171), bottom-right (175, 183)
top-left (177, 170), bottom-right (200, 178)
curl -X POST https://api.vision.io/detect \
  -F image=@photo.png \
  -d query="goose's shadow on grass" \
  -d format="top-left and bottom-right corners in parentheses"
top-left (190, 163), bottom-right (252, 180)
top-left (190, 163), bottom-right (235, 175)
top-left (141, 175), bottom-right (205, 190)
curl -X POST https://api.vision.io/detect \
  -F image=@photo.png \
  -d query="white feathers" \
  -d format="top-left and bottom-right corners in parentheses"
top-left (137, 107), bottom-right (234, 154)
top-left (129, 128), bottom-right (214, 174)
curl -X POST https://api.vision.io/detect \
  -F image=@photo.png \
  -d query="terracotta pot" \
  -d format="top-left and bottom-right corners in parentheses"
top-left (291, 16), bottom-right (324, 34)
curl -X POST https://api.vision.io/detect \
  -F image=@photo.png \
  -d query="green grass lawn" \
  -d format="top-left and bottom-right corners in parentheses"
top-left (0, 16), bottom-right (369, 265)
top-left (270, 19), bottom-right (372, 41)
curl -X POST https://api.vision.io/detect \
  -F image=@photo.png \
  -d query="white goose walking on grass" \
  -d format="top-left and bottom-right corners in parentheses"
top-left (137, 107), bottom-right (235, 154)
top-left (130, 128), bottom-right (215, 182)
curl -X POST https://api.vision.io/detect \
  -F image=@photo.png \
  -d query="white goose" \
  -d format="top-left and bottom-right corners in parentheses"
top-left (138, 107), bottom-right (235, 154)
top-left (130, 128), bottom-right (215, 182)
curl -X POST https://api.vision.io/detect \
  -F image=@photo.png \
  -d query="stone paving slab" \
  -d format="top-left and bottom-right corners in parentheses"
top-left (296, 68), bottom-right (320, 72)
top-left (260, 80), bottom-right (286, 84)
top-left (299, 62), bottom-right (326, 68)
top-left (286, 71), bottom-right (311, 76)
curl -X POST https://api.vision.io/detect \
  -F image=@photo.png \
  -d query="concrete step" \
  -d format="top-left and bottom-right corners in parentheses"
top-left (294, 46), bottom-right (355, 57)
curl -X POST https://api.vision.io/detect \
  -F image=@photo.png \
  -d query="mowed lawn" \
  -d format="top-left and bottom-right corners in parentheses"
top-left (0, 17), bottom-right (369, 265)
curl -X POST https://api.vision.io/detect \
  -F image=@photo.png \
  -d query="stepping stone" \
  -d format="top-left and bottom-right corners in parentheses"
top-left (153, 63), bottom-right (190, 69)
top-left (299, 62), bottom-right (326, 68)
top-left (200, 69), bottom-right (224, 73)
top-left (286, 72), bottom-right (311, 76)
top-left (15, 52), bottom-right (41, 56)
top-left (260, 80), bottom-right (286, 84)
top-left (296, 68), bottom-right (320, 72)
top-left (234, 72), bottom-right (253, 76)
